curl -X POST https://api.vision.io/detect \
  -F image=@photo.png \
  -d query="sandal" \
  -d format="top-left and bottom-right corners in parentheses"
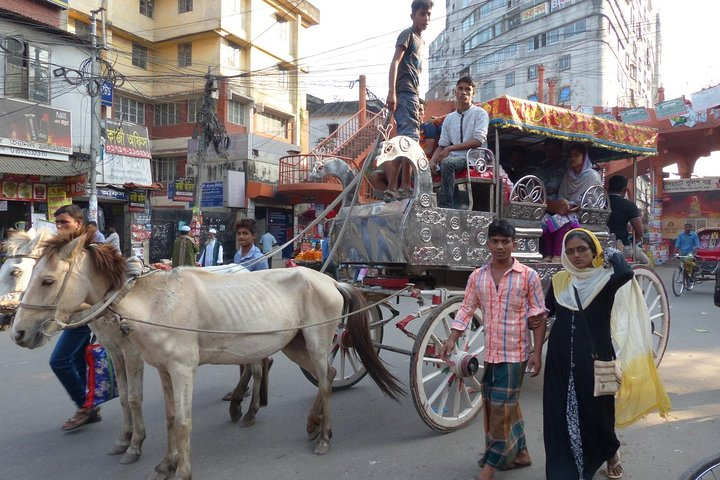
top-left (606, 454), bottom-right (623, 479)
top-left (62, 407), bottom-right (101, 431)
top-left (382, 189), bottom-right (398, 202)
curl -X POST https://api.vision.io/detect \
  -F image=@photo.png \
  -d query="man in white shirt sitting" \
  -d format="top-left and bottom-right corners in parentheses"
top-left (198, 228), bottom-right (224, 267)
top-left (430, 76), bottom-right (489, 209)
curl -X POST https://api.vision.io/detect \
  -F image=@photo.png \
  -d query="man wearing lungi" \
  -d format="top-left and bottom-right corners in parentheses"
top-left (440, 219), bottom-right (546, 480)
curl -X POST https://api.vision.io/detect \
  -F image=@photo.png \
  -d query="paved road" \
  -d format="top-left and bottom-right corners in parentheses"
top-left (0, 265), bottom-right (719, 480)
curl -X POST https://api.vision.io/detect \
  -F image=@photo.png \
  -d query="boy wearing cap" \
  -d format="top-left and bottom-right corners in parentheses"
top-left (172, 224), bottom-right (198, 267)
top-left (198, 228), bottom-right (224, 266)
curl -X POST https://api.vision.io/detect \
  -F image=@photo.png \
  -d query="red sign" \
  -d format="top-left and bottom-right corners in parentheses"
top-left (65, 174), bottom-right (87, 197)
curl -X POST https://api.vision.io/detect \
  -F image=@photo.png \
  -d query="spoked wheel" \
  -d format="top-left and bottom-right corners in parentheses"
top-left (301, 305), bottom-right (385, 391)
top-left (672, 265), bottom-right (685, 296)
top-left (679, 453), bottom-right (720, 480)
top-left (633, 266), bottom-right (671, 367)
top-left (410, 297), bottom-right (484, 433)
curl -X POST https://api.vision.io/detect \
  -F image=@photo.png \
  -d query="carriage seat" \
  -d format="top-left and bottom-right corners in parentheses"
top-left (431, 166), bottom-right (512, 202)
top-left (696, 249), bottom-right (720, 261)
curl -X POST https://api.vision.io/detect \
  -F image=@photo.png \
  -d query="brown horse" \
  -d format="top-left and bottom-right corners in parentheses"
top-left (12, 232), bottom-right (403, 480)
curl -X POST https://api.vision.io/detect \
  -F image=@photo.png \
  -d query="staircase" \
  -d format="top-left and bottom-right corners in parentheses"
top-left (312, 109), bottom-right (386, 167)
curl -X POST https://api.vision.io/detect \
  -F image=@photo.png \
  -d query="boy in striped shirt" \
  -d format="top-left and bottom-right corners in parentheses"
top-left (441, 219), bottom-right (546, 480)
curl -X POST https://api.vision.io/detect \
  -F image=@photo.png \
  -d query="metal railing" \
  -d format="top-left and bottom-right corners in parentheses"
top-left (312, 108), bottom-right (386, 160)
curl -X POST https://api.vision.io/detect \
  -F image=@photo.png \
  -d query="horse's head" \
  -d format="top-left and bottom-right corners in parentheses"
top-left (11, 232), bottom-right (126, 349)
top-left (308, 160), bottom-right (326, 182)
top-left (375, 135), bottom-right (425, 168)
top-left (0, 229), bottom-right (50, 314)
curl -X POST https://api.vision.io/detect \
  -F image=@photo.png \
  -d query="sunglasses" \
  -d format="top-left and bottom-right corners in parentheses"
top-left (565, 246), bottom-right (591, 256)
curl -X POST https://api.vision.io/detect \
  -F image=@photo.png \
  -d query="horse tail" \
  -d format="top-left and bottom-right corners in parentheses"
top-left (337, 283), bottom-right (405, 402)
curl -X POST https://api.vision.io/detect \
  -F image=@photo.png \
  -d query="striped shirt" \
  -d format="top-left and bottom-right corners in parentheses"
top-left (453, 259), bottom-right (545, 364)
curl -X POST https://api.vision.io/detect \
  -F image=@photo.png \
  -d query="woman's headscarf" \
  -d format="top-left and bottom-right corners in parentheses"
top-left (557, 149), bottom-right (602, 205)
top-left (552, 228), bottom-right (671, 427)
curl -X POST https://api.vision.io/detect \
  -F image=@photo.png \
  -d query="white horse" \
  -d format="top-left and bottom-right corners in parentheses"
top-left (1, 233), bottom-right (268, 466)
top-left (12, 232), bottom-right (403, 480)
top-left (1, 230), bottom-right (147, 463)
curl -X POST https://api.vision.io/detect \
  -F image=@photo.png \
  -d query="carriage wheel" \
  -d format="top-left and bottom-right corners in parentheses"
top-left (301, 305), bottom-right (384, 391)
top-left (633, 266), bottom-right (670, 367)
top-left (671, 265), bottom-right (685, 296)
top-left (410, 297), bottom-right (484, 433)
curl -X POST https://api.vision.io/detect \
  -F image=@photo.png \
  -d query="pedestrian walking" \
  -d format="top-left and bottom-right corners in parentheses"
top-left (440, 219), bottom-right (546, 480)
top-left (50, 204), bottom-right (101, 430)
top-left (233, 219), bottom-right (268, 272)
top-left (259, 229), bottom-right (277, 268)
top-left (172, 225), bottom-right (198, 267)
top-left (543, 228), bottom-right (670, 479)
top-left (198, 228), bottom-right (224, 266)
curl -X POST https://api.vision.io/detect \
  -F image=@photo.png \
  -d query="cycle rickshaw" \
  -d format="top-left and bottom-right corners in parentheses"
top-left (672, 227), bottom-right (720, 296)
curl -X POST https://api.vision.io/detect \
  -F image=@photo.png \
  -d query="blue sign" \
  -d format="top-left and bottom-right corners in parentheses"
top-left (97, 187), bottom-right (127, 201)
top-left (167, 182), bottom-right (175, 200)
top-left (100, 80), bottom-right (113, 107)
top-left (201, 181), bottom-right (224, 208)
top-left (559, 86), bottom-right (571, 103)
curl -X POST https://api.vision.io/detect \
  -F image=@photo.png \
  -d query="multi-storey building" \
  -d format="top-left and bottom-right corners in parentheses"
top-left (428, 0), bottom-right (661, 108)
top-left (66, 0), bottom-right (319, 261)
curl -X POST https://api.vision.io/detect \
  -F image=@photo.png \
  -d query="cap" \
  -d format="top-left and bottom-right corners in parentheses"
top-left (208, 228), bottom-right (217, 234)
top-left (179, 225), bottom-right (191, 232)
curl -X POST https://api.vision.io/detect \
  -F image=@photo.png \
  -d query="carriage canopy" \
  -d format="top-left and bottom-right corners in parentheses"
top-left (481, 95), bottom-right (659, 161)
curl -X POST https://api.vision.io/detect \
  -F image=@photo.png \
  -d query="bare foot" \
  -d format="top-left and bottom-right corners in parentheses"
top-left (474, 464), bottom-right (496, 480)
top-left (515, 448), bottom-right (532, 467)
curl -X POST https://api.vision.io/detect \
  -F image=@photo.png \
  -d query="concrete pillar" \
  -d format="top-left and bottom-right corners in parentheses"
top-left (359, 75), bottom-right (367, 125)
top-left (538, 65), bottom-right (545, 103)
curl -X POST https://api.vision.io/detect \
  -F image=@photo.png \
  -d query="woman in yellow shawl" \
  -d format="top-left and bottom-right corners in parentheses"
top-left (543, 228), bottom-right (670, 480)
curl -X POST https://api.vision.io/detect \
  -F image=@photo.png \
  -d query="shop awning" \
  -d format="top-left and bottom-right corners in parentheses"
top-left (0, 156), bottom-right (86, 177)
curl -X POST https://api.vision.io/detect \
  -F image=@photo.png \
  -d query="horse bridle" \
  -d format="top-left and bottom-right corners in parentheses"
top-left (18, 257), bottom-right (77, 336)
top-left (0, 253), bottom-right (41, 314)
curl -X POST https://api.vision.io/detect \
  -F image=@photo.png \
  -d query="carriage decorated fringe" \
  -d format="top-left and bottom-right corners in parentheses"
top-left (481, 95), bottom-right (658, 157)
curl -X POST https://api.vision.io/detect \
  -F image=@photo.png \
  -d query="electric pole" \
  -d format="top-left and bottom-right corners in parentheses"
top-left (192, 69), bottom-right (216, 210)
top-left (88, 8), bottom-right (103, 223)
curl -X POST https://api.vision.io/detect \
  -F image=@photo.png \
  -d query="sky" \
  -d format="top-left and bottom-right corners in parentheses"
top-left (303, 0), bottom-right (719, 176)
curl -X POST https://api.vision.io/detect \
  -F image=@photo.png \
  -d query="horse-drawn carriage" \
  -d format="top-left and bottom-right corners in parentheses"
top-left (314, 95), bottom-right (670, 432)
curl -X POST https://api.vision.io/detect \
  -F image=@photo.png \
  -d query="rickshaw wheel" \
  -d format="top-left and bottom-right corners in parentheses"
top-left (301, 305), bottom-right (384, 391)
top-left (410, 296), bottom-right (484, 433)
top-left (632, 266), bottom-right (671, 367)
top-left (672, 265), bottom-right (685, 296)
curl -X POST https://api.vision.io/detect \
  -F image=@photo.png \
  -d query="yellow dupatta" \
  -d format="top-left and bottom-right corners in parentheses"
top-left (552, 228), bottom-right (671, 427)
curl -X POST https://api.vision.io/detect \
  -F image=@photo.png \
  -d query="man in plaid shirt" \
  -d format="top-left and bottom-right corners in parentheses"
top-left (441, 219), bottom-right (546, 480)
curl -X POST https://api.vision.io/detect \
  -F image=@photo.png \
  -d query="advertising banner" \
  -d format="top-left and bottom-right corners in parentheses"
top-left (100, 151), bottom-right (153, 185)
top-left (65, 174), bottom-right (88, 197)
top-left (201, 181), bottom-right (224, 208)
top-left (691, 85), bottom-right (720, 112)
top-left (521, 3), bottom-right (548, 23)
top-left (664, 177), bottom-right (720, 193)
top-left (47, 185), bottom-right (71, 213)
top-left (129, 190), bottom-right (147, 212)
top-left (619, 107), bottom-right (651, 124)
top-left (662, 190), bottom-right (720, 239)
top-left (0, 96), bottom-right (72, 156)
top-left (654, 98), bottom-right (688, 120)
top-left (104, 120), bottom-right (151, 159)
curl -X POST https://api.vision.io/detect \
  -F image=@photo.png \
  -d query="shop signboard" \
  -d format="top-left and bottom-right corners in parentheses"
top-left (128, 190), bottom-right (147, 212)
top-left (0, 96), bottom-right (72, 157)
top-left (100, 151), bottom-right (153, 185)
top-left (65, 174), bottom-right (88, 197)
top-left (96, 187), bottom-right (128, 201)
top-left (654, 98), bottom-right (688, 120)
top-left (521, 2), bottom-right (548, 23)
top-left (173, 177), bottom-right (195, 202)
top-left (104, 120), bottom-right (151, 159)
top-left (691, 85), bottom-right (720, 112)
top-left (224, 170), bottom-right (246, 208)
top-left (664, 177), bottom-right (720, 193)
top-left (619, 107), bottom-right (651, 124)
top-left (201, 181), bottom-right (224, 208)
top-left (550, 0), bottom-right (575, 11)
top-left (47, 185), bottom-right (71, 213)
top-left (100, 81), bottom-right (113, 107)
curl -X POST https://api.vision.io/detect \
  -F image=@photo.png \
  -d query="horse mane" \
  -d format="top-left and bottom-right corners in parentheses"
top-left (42, 228), bottom-right (127, 291)
top-left (3, 231), bottom-right (33, 256)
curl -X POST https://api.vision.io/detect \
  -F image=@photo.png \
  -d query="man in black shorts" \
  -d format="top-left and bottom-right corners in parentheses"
top-left (607, 174), bottom-right (649, 264)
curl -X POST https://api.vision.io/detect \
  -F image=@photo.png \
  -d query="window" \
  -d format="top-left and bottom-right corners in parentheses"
top-left (74, 20), bottom-right (91, 38)
top-left (629, 64), bottom-right (637, 80)
top-left (528, 65), bottom-right (538, 80)
top-left (154, 103), bottom-right (179, 126)
top-left (256, 111), bottom-right (287, 137)
top-left (559, 54), bottom-right (571, 71)
top-left (564, 18), bottom-right (586, 39)
top-left (507, 14), bottom-right (521, 30)
top-left (178, 43), bottom-right (192, 67)
top-left (224, 41), bottom-right (242, 67)
top-left (227, 99), bottom-right (245, 125)
top-left (278, 67), bottom-right (288, 89)
top-left (481, 80), bottom-right (495, 99)
top-left (327, 123), bottom-right (338, 135)
top-left (178, 0), bottom-right (192, 13)
top-left (547, 28), bottom-right (561, 45)
top-left (139, 0), bottom-right (153, 17)
top-left (113, 96), bottom-right (146, 124)
top-left (188, 98), bottom-right (203, 123)
top-left (528, 33), bottom-right (546, 51)
top-left (132, 42), bottom-right (148, 69)
top-left (462, 13), bottom-right (476, 32)
top-left (152, 157), bottom-right (183, 183)
top-left (4, 42), bottom-right (51, 104)
top-left (505, 71), bottom-right (515, 87)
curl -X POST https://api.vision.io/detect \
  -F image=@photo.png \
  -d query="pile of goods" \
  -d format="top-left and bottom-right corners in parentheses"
top-left (294, 249), bottom-right (322, 262)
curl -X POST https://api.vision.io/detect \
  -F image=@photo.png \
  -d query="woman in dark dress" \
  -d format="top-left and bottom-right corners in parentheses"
top-left (544, 229), bottom-right (632, 480)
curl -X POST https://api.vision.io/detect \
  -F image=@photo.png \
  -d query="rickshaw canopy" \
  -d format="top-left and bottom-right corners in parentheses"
top-left (481, 95), bottom-right (659, 161)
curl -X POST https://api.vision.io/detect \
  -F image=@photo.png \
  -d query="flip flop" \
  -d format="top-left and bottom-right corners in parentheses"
top-left (62, 407), bottom-right (101, 431)
top-left (605, 460), bottom-right (623, 479)
top-left (383, 190), bottom-right (398, 202)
